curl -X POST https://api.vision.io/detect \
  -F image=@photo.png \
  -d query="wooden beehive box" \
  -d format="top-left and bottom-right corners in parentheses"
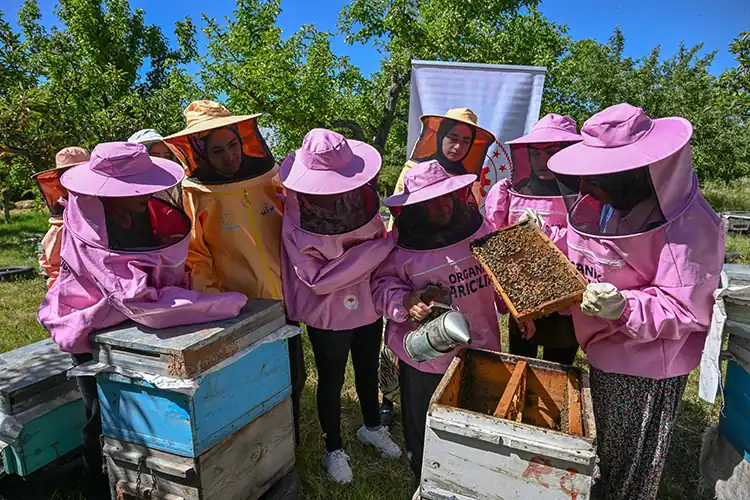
top-left (472, 221), bottom-right (587, 323)
top-left (422, 349), bottom-right (596, 500)
top-left (717, 265), bottom-right (750, 457)
top-left (92, 299), bottom-right (297, 457)
top-left (104, 396), bottom-right (295, 500)
top-left (92, 299), bottom-right (287, 378)
top-left (0, 339), bottom-right (85, 477)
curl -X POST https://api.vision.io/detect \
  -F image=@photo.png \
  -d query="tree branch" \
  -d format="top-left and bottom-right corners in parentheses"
top-left (329, 119), bottom-right (366, 141)
top-left (373, 68), bottom-right (410, 152)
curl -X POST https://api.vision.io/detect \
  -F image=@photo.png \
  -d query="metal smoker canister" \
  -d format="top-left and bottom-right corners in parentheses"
top-left (404, 309), bottom-right (472, 363)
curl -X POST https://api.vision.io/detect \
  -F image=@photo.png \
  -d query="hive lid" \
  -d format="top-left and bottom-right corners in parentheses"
top-left (0, 339), bottom-right (77, 415)
top-left (91, 299), bottom-right (287, 378)
top-left (725, 264), bottom-right (750, 286)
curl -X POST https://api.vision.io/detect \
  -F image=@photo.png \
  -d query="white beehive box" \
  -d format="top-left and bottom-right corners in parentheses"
top-left (422, 349), bottom-right (597, 500)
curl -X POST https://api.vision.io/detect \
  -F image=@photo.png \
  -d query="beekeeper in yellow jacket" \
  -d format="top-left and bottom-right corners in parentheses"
top-left (163, 100), bottom-right (305, 443)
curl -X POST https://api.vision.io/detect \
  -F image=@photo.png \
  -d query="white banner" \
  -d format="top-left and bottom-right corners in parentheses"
top-left (408, 60), bottom-right (546, 205)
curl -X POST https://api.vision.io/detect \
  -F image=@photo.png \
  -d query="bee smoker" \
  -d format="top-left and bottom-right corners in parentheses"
top-left (404, 303), bottom-right (472, 363)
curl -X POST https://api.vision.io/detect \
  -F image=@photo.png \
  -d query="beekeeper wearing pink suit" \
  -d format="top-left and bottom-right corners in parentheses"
top-left (37, 142), bottom-right (247, 495)
top-left (548, 103), bottom-right (724, 500)
top-left (372, 160), bottom-right (502, 488)
top-left (485, 113), bottom-right (583, 365)
top-left (280, 129), bottom-right (401, 484)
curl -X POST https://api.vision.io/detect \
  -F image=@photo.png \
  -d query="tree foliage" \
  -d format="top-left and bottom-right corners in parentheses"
top-left (1, 0), bottom-right (749, 214)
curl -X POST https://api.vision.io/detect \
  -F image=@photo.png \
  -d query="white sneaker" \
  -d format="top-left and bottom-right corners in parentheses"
top-left (322, 449), bottom-right (353, 484)
top-left (356, 425), bottom-right (402, 458)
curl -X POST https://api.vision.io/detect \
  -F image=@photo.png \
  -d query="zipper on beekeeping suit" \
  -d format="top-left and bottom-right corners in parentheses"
top-left (242, 189), bottom-right (280, 299)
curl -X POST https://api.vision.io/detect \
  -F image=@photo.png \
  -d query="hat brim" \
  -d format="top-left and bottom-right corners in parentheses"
top-left (164, 114), bottom-right (263, 140)
top-left (32, 161), bottom-right (88, 178)
top-left (383, 174), bottom-right (476, 207)
top-left (61, 157), bottom-right (184, 197)
top-left (420, 114), bottom-right (496, 144)
top-left (548, 117), bottom-right (692, 176)
top-left (280, 140), bottom-right (382, 195)
top-left (507, 127), bottom-right (583, 145)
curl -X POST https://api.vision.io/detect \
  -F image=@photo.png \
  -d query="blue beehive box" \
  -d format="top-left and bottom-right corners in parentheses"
top-left (0, 339), bottom-right (85, 476)
top-left (719, 359), bottom-right (750, 459)
top-left (90, 299), bottom-right (295, 457)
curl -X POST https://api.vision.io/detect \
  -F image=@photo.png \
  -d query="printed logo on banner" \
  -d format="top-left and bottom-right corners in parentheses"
top-left (480, 141), bottom-right (512, 199)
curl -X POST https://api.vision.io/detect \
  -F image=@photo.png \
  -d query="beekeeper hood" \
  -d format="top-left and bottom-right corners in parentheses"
top-left (163, 100), bottom-right (275, 185)
top-left (410, 108), bottom-right (496, 176)
top-left (507, 114), bottom-right (582, 197)
top-left (33, 147), bottom-right (91, 217)
top-left (384, 160), bottom-right (483, 250)
top-left (61, 142), bottom-right (189, 251)
top-left (280, 128), bottom-right (381, 235)
top-left (549, 104), bottom-right (695, 237)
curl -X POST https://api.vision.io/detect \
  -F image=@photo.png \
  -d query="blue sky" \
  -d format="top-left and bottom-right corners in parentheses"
top-left (5, 0), bottom-right (748, 76)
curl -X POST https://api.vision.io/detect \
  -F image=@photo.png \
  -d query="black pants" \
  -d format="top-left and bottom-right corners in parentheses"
top-left (399, 361), bottom-right (443, 482)
top-left (286, 330), bottom-right (306, 446)
top-left (307, 319), bottom-right (383, 452)
top-left (508, 314), bottom-right (579, 366)
top-left (70, 353), bottom-right (103, 478)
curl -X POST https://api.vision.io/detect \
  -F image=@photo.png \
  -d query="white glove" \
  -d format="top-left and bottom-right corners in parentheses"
top-left (519, 208), bottom-right (544, 229)
top-left (581, 283), bottom-right (627, 320)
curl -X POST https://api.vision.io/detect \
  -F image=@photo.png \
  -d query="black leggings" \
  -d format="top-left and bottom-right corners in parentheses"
top-left (71, 353), bottom-right (103, 478)
top-left (399, 361), bottom-right (443, 481)
top-left (308, 319), bottom-right (383, 452)
top-left (509, 334), bottom-right (579, 365)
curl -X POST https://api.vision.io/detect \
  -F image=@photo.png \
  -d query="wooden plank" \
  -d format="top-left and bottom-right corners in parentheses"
top-left (199, 397), bottom-right (295, 500)
top-left (106, 458), bottom-right (199, 500)
top-left (433, 356), bottom-right (464, 407)
top-left (102, 437), bottom-right (196, 478)
top-left (12, 395), bottom-right (85, 476)
top-left (493, 361), bottom-right (527, 419)
top-left (99, 338), bottom-right (291, 458)
top-left (0, 339), bottom-right (75, 413)
top-left (91, 299), bottom-right (284, 356)
top-left (566, 372), bottom-right (583, 437)
top-left (424, 405), bottom-right (596, 500)
top-left (173, 316), bottom-right (287, 379)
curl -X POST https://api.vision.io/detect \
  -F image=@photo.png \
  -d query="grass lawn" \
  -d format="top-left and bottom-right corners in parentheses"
top-left (0, 204), bottom-right (737, 499)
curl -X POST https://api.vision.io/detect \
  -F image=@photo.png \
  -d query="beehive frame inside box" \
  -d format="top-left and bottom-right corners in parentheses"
top-left (471, 221), bottom-right (588, 324)
top-left (422, 349), bottom-right (597, 500)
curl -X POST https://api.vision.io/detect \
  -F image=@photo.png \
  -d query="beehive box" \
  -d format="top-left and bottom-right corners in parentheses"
top-left (422, 349), bottom-right (596, 500)
top-left (92, 299), bottom-right (287, 378)
top-left (471, 221), bottom-right (587, 323)
top-left (92, 299), bottom-right (296, 457)
top-left (104, 396), bottom-right (295, 500)
top-left (0, 339), bottom-right (85, 477)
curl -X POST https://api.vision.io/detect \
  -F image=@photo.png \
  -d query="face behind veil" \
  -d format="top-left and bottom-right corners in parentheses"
top-left (166, 120), bottom-right (275, 185)
top-left (392, 187), bottom-right (483, 250)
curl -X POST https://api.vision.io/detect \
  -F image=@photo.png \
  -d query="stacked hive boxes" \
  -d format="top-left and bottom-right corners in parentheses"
top-left (718, 265), bottom-right (750, 463)
top-left (86, 299), bottom-right (298, 500)
top-left (0, 339), bottom-right (85, 477)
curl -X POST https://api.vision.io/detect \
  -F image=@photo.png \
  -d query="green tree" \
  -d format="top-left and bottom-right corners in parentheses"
top-left (543, 28), bottom-right (750, 181)
top-left (0, 0), bottom-right (201, 221)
